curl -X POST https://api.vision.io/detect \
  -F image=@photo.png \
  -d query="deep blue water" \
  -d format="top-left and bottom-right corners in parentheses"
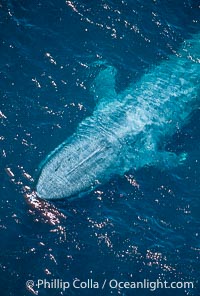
top-left (0, 1), bottom-right (200, 295)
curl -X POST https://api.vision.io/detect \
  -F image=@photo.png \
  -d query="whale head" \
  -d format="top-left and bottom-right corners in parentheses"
top-left (36, 133), bottom-right (120, 200)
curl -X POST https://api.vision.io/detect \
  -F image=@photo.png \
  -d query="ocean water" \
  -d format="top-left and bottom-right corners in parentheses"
top-left (0, 1), bottom-right (200, 296)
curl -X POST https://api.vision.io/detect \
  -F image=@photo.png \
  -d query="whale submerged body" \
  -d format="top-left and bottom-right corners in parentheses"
top-left (36, 33), bottom-right (200, 200)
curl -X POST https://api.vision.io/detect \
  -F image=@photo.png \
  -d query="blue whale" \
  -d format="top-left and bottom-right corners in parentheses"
top-left (36, 33), bottom-right (200, 200)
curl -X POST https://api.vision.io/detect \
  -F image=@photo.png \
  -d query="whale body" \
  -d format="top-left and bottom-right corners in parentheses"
top-left (36, 33), bottom-right (200, 200)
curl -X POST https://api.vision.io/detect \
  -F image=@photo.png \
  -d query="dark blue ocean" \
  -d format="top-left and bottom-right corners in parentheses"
top-left (0, 1), bottom-right (200, 295)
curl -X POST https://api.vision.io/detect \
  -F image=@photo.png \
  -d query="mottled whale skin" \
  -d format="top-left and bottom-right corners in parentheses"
top-left (36, 33), bottom-right (200, 200)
